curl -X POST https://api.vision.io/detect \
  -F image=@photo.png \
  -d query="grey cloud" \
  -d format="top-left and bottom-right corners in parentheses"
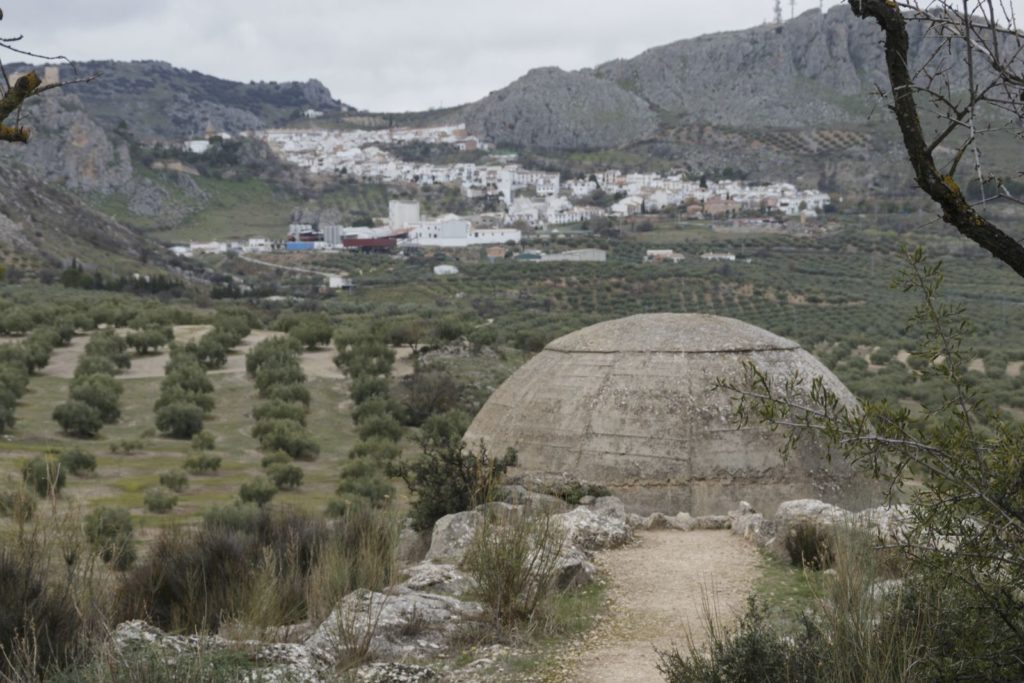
top-left (2, 0), bottom-right (845, 111)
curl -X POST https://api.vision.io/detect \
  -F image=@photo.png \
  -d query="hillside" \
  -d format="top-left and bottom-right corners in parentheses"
top-left (461, 5), bottom-right (992, 192)
top-left (0, 162), bottom-right (169, 279)
top-left (17, 60), bottom-right (354, 142)
top-left (0, 60), bottom-right (355, 195)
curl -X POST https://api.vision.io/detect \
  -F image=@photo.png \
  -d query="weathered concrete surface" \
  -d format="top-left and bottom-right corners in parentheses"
top-left (465, 314), bottom-right (878, 516)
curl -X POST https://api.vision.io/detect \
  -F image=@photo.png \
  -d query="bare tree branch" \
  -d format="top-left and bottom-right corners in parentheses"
top-left (0, 7), bottom-right (98, 143)
top-left (849, 0), bottom-right (1024, 279)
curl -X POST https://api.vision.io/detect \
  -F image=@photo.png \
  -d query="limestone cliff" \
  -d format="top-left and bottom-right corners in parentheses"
top-left (0, 93), bottom-right (133, 194)
top-left (0, 162), bottom-right (164, 274)
top-left (465, 67), bottom-right (659, 150)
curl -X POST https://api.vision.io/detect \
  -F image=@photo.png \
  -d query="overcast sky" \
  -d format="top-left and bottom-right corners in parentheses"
top-left (3, 0), bottom-right (844, 112)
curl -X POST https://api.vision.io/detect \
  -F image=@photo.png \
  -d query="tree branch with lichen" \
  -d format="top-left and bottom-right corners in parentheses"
top-left (0, 6), bottom-right (99, 143)
top-left (848, 0), bottom-right (1024, 280)
top-left (0, 70), bottom-right (38, 142)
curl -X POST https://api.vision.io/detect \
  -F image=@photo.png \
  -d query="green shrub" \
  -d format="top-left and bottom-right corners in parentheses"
top-left (350, 375), bottom-right (390, 404)
top-left (155, 383), bottom-right (216, 414)
top-left (465, 511), bottom-right (567, 628)
top-left (202, 502), bottom-right (263, 534)
top-left (191, 334), bottom-right (230, 369)
top-left (398, 369), bottom-right (461, 425)
top-left (656, 597), bottom-right (813, 683)
top-left (254, 419), bottom-right (320, 461)
top-left (289, 319), bottom-right (333, 350)
top-left (69, 373), bottom-right (124, 424)
top-left (116, 506), bottom-right (396, 633)
top-left (336, 457), bottom-right (394, 509)
top-left (348, 437), bottom-right (402, 463)
top-left (785, 523), bottom-right (835, 570)
top-left (260, 451), bottom-right (292, 468)
top-left (351, 395), bottom-right (403, 425)
top-left (356, 414), bottom-right (404, 443)
top-left (58, 447), bottom-right (97, 476)
top-left (251, 417), bottom-right (302, 440)
top-left (159, 469), bottom-right (189, 493)
top-left (0, 361), bottom-right (29, 396)
top-left (190, 430), bottom-right (216, 451)
top-left (144, 487), bottom-right (178, 513)
top-left (126, 325), bottom-right (173, 355)
top-left (262, 382), bottom-right (311, 406)
top-left (252, 400), bottom-right (307, 425)
top-left (52, 399), bottom-right (104, 437)
top-left (0, 394), bottom-right (15, 433)
top-left (246, 336), bottom-right (303, 376)
top-left (254, 364), bottom-right (306, 395)
top-left (394, 434), bottom-right (517, 531)
top-left (111, 437), bottom-right (146, 454)
top-left (184, 453), bottom-right (222, 475)
top-left (266, 462), bottom-right (303, 490)
top-left (73, 354), bottom-right (118, 378)
top-left (83, 506), bottom-right (136, 570)
top-left (0, 486), bottom-right (36, 522)
top-left (163, 362), bottom-right (214, 395)
top-left (84, 329), bottom-right (130, 369)
top-left (22, 456), bottom-right (67, 496)
top-left (0, 548), bottom-right (86, 677)
top-left (155, 401), bottom-right (205, 439)
top-left (544, 480), bottom-right (613, 506)
top-left (239, 476), bottom-right (278, 506)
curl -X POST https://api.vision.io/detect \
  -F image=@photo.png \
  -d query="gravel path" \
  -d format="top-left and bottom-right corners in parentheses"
top-left (568, 530), bottom-right (761, 683)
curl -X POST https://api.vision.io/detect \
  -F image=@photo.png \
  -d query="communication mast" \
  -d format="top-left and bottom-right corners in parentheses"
top-left (790, 0), bottom-right (796, 19)
top-left (774, 0), bottom-right (783, 24)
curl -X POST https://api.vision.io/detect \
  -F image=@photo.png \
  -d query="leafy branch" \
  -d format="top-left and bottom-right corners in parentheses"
top-left (717, 246), bottom-right (1024, 647)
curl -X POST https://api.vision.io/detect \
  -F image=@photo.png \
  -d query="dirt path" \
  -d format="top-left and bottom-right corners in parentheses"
top-left (568, 530), bottom-right (760, 683)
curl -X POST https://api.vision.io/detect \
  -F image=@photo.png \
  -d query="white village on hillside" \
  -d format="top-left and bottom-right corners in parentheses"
top-left (175, 123), bottom-right (831, 259)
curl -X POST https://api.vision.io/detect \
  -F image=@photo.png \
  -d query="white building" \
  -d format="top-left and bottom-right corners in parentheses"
top-left (540, 249), bottom-right (607, 263)
top-left (404, 216), bottom-right (521, 248)
top-left (189, 241), bottom-right (229, 255)
top-left (610, 196), bottom-right (644, 217)
top-left (303, 109), bottom-right (325, 119)
top-left (389, 200), bottom-right (421, 229)
top-left (645, 249), bottom-right (686, 263)
top-left (245, 238), bottom-right (273, 252)
top-left (433, 265), bottom-right (460, 276)
top-left (700, 252), bottom-right (736, 261)
top-left (328, 275), bottom-right (353, 289)
top-left (183, 140), bottom-right (210, 154)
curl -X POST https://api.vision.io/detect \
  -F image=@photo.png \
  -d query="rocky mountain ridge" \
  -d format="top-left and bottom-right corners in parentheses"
top-left (18, 60), bottom-right (352, 142)
top-left (460, 5), bottom-right (995, 192)
top-left (465, 5), bottom-right (968, 149)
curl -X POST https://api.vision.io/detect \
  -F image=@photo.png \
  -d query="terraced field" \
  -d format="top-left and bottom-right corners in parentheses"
top-left (0, 326), bottom-right (371, 530)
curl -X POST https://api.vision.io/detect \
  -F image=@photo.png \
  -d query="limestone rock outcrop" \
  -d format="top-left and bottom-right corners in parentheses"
top-left (466, 314), bottom-right (879, 515)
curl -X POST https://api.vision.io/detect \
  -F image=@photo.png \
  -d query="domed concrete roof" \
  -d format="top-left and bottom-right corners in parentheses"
top-left (465, 314), bottom-right (877, 515)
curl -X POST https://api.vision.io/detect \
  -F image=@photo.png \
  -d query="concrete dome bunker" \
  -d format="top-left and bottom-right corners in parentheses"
top-left (465, 313), bottom-right (876, 515)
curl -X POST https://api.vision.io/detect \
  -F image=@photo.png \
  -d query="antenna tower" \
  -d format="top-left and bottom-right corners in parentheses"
top-left (774, 0), bottom-right (782, 24)
top-left (790, 0), bottom-right (796, 19)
